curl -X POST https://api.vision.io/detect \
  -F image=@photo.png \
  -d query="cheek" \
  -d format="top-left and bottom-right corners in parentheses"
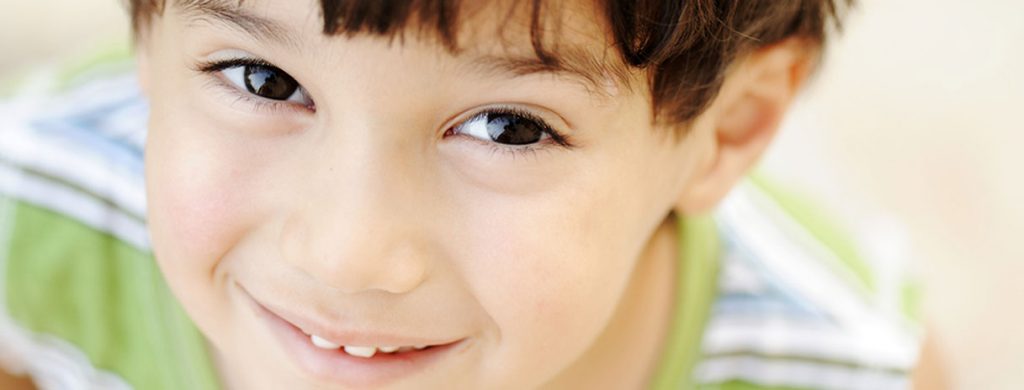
top-left (144, 110), bottom-right (271, 293)
top-left (455, 182), bottom-right (643, 379)
top-left (453, 132), bottom-right (690, 381)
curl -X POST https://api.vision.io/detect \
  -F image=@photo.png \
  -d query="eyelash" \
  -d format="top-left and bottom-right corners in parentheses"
top-left (192, 57), bottom-right (576, 157)
top-left (447, 106), bottom-right (575, 158)
top-left (194, 57), bottom-right (314, 115)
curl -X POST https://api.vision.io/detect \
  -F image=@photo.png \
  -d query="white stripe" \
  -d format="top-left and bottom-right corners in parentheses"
top-left (0, 163), bottom-right (150, 251)
top-left (44, 73), bottom-right (148, 153)
top-left (713, 182), bottom-right (920, 369)
top-left (702, 316), bottom-right (912, 370)
top-left (45, 73), bottom-right (140, 126)
top-left (0, 195), bottom-right (133, 389)
top-left (0, 113), bottom-right (146, 220)
top-left (695, 356), bottom-right (909, 390)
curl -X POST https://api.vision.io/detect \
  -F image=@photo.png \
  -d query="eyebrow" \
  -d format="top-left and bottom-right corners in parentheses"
top-left (467, 51), bottom-right (627, 100)
top-left (176, 0), bottom-right (301, 49)
top-left (175, 0), bottom-right (628, 98)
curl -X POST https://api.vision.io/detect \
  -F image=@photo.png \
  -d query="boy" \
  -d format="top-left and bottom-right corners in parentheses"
top-left (0, 0), bottom-right (924, 388)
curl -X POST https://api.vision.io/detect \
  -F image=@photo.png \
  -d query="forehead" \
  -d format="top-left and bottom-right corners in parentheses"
top-left (168, 0), bottom-right (635, 97)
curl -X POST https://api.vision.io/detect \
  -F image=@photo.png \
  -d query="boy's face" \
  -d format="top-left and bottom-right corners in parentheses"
top-left (140, 0), bottom-right (723, 388)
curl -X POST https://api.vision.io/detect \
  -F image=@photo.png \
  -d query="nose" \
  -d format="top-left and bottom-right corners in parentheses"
top-left (279, 141), bottom-right (435, 295)
top-left (280, 201), bottom-right (433, 295)
top-left (284, 227), bottom-right (431, 295)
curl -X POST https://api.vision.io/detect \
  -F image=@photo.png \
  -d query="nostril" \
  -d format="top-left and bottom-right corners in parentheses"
top-left (378, 256), bottom-right (429, 294)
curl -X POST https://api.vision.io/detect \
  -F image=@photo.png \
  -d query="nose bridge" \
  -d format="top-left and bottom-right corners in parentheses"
top-left (280, 121), bottom-right (433, 295)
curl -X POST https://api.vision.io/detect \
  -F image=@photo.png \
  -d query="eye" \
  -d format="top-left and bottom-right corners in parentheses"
top-left (211, 60), bottom-right (313, 107)
top-left (449, 108), bottom-right (568, 147)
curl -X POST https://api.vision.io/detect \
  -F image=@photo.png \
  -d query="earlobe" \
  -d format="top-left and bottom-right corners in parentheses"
top-left (675, 38), bottom-right (818, 213)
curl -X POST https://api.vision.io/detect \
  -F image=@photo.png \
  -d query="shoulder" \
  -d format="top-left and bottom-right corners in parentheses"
top-left (0, 53), bottom-right (149, 247)
top-left (0, 62), bottom-right (218, 389)
top-left (695, 178), bottom-right (923, 390)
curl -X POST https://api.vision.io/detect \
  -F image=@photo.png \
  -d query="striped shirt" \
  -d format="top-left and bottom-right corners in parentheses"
top-left (0, 58), bottom-right (922, 390)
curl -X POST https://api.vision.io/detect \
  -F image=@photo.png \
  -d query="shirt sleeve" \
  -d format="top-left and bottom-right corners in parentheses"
top-left (692, 176), bottom-right (923, 390)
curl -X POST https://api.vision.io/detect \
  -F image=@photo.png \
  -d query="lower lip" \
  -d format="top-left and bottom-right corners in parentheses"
top-left (245, 294), bottom-right (469, 388)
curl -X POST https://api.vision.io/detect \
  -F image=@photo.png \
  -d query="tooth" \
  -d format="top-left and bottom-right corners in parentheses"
top-left (414, 345), bottom-right (427, 350)
top-left (310, 335), bottom-right (341, 349)
top-left (378, 346), bottom-right (400, 353)
top-left (343, 345), bottom-right (377, 358)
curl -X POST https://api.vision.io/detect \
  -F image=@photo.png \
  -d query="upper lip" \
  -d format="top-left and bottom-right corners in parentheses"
top-left (241, 284), bottom-right (462, 347)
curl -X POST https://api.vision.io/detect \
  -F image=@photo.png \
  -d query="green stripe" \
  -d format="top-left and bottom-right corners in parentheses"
top-left (650, 213), bottom-right (720, 390)
top-left (0, 39), bottom-right (133, 99)
top-left (0, 70), bottom-right (28, 99)
top-left (901, 279), bottom-right (924, 323)
top-left (748, 171), bottom-right (923, 323)
top-left (747, 172), bottom-right (876, 294)
top-left (3, 199), bottom-right (219, 390)
top-left (54, 40), bottom-right (134, 92)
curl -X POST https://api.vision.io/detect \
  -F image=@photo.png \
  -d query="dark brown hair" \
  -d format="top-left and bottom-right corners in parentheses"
top-left (127, 0), bottom-right (852, 124)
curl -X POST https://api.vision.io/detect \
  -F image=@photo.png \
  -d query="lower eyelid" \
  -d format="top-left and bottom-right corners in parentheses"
top-left (486, 143), bottom-right (555, 161)
top-left (450, 131), bottom-right (560, 161)
top-left (203, 75), bottom-right (304, 115)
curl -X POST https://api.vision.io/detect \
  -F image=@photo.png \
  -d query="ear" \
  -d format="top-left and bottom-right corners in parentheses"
top-left (675, 37), bottom-right (818, 213)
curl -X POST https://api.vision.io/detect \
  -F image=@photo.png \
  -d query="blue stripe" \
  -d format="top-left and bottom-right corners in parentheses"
top-left (28, 92), bottom-right (147, 179)
top-left (713, 220), bottom-right (834, 323)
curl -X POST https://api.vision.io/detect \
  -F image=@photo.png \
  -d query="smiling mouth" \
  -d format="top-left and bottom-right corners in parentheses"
top-left (277, 312), bottom-right (466, 365)
top-left (248, 293), bottom-right (463, 359)
top-left (237, 283), bottom-right (470, 386)
top-left (306, 333), bottom-right (435, 358)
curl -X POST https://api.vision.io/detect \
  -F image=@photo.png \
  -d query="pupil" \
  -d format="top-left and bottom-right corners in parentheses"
top-left (485, 113), bottom-right (543, 145)
top-left (244, 65), bottom-right (298, 100)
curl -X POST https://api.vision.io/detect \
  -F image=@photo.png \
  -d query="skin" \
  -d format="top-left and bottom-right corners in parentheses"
top-left (132, 0), bottom-right (817, 388)
top-left (0, 371), bottom-right (33, 390)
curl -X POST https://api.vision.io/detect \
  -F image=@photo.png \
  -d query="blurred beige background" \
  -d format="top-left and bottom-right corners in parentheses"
top-left (764, 1), bottom-right (1024, 389)
top-left (2, 0), bottom-right (1021, 388)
